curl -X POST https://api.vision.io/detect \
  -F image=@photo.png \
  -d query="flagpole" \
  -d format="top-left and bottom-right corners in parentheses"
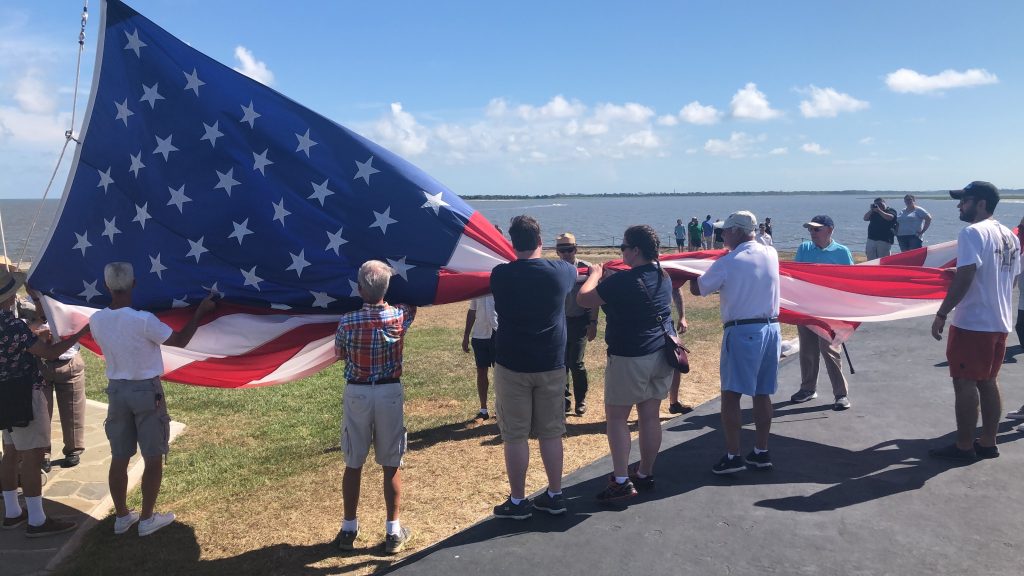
top-left (842, 342), bottom-right (855, 374)
top-left (0, 208), bottom-right (8, 267)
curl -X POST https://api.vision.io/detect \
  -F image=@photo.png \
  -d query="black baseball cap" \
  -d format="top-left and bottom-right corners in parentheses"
top-left (950, 181), bottom-right (999, 204)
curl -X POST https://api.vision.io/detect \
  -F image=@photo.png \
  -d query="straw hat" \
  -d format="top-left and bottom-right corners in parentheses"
top-left (0, 265), bottom-right (27, 303)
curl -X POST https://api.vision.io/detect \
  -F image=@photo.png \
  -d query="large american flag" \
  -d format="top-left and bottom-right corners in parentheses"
top-left (29, 0), bottom-right (511, 387)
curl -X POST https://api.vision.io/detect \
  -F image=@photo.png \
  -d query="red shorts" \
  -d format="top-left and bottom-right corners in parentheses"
top-left (946, 325), bottom-right (1007, 381)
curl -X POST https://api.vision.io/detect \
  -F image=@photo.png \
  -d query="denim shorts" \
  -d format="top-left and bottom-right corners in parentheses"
top-left (720, 323), bottom-right (781, 396)
top-left (105, 377), bottom-right (171, 459)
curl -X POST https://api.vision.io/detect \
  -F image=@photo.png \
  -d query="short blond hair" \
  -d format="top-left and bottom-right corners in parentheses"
top-left (358, 260), bottom-right (393, 302)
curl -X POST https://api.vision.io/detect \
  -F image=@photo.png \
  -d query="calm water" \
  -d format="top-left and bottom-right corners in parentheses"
top-left (4, 196), bottom-right (1024, 264)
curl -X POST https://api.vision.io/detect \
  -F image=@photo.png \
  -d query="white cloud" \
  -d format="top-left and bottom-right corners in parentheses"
top-left (730, 83), bottom-right (781, 120)
top-left (656, 114), bottom-right (679, 126)
top-left (515, 95), bottom-right (585, 121)
top-left (0, 105), bottom-right (70, 145)
top-left (704, 132), bottom-right (758, 158)
top-left (593, 102), bottom-right (654, 124)
top-left (232, 46), bottom-right (275, 86)
top-left (885, 67), bottom-right (998, 94)
top-left (619, 130), bottom-right (660, 150)
top-left (13, 69), bottom-right (56, 114)
top-left (581, 122), bottom-right (608, 136)
top-left (373, 102), bottom-right (429, 156)
top-left (798, 86), bottom-right (869, 118)
top-left (859, 136), bottom-right (875, 145)
top-left (679, 101), bottom-right (721, 125)
top-left (801, 142), bottom-right (830, 155)
top-left (685, 148), bottom-right (698, 155)
top-left (769, 147), bottom-right (788, 155)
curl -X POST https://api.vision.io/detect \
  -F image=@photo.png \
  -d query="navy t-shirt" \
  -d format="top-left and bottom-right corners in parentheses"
top-left (491, 258), bottom-right (578, 373)
top-left (597, 263), bottom-right (675, 357)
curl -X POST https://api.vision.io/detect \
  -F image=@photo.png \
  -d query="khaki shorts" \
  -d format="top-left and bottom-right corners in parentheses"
top-left (494, 364), bottom-right (566, 442)
top-left (604, 351), bottom-right (674, 406)
top-left (1, 388), bottom-right (51, 451)
top-left (105, 378), bottom-right (171, 459)
top-left (341, 382), bottom-right (407, 468)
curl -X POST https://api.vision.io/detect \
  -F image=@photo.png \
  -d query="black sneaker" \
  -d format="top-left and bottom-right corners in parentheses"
top-left (532, 491), bottom-right (567, 515)
top-left (627, 462), bottom-right (655, 491)
top-left (595, 475), bottom-right (637, 502)
top-left (790, 389), bottom-right (817, 403)
top-left (493, 497), bottom-right (532, 520)
top-left (41, 456), bottom-right (51, 474)
top-left (668, 402), bottom-right (693, 415)
top-left (25, 517), bottom-right (76, 538)
top-left (744, 450), bottom-right (773, 470)
top-left (473, 410), bottom-right (490, 423)
top-left (62, 454), bottom-right (81, 468)
top-left (384, 526), bottom-right (412, 554)
top-left (575, 402), bottom-right (587, 416)
top-left (333, 529), bottom-right (358, 551)
top-left (712, 454), bottom-right (746, 475)
top-left (928, 443), bottom-right (977, 462)
top-left (973, 439), bottom-right (999, 459)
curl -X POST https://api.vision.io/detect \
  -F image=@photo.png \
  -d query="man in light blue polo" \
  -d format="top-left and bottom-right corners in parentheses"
top-left (791, 215), bottom-right (855, 410)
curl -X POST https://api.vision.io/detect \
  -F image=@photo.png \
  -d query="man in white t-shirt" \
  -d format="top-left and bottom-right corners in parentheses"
top-left (89, 262), bottom-right (215, 536)
top-left (930, 182), bottom-right (1021, 461)
top-left (461, 294), bottom-right (498, 421)
top-left (692, 211), bottom-right (781, 474)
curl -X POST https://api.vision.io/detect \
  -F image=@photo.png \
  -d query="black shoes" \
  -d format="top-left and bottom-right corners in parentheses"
top-left (493, 497), bottom-right (533, 520)
top-left (973, 439), bottom-right (999, 459)
top-left (712, 454), bottom-right (747, 475)
top-left (595, 475), bottom-right (637, 502)
top-left (668, 402), bottom-right (693, 415)
top-left (41, 456), bottom-right (51, 474)
top-left (744, 450), bottom-right (773, 470)
top-left (575, 402), bottom-right (587, 416)
top-left (627, 462), bottom-right (655, 491)
top-left (928, 443), bottom-right (977, 462)
top-left (62, 454), bottom-right (81, 468)
top-left (532, 491), bottom-right (567, 515)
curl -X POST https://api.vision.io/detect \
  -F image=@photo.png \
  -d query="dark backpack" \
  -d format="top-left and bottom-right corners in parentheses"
top-left (0, 373), bottom-right (35, 431)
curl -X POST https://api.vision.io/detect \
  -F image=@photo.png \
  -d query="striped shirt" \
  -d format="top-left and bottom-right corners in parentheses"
top-left (335, 303), bottom-right (416, 382)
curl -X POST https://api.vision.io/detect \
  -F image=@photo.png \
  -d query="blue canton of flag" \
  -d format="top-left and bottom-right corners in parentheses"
top-left (29, 0), bottom-right (479, 314)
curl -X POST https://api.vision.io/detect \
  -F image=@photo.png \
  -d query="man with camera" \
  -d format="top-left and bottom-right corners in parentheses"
top-left (863, 197), bottom-right (898, 260)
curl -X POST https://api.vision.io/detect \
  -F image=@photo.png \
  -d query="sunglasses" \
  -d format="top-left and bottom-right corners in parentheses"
top-left (619, 244), bottom-right (633, 251)
top-left (556, 246), bottom-right (577, 254)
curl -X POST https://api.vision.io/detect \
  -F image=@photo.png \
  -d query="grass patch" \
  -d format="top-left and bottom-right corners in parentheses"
top-left (58, 247), bottom-right (789, 575)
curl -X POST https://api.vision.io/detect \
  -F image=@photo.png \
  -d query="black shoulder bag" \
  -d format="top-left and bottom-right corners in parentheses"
top-left (0, 373), bottom-right (35, 431)
top-left (636, 271), bottom-right (690, 373)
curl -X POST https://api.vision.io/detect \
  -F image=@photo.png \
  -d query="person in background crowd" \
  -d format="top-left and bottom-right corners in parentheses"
top-left (462, 294), bottom-right (497, 422)
top-left (89, 262), bottom-right (216, 538)
top-left (666, 289), bottom-right (691, 414)
top-left (791, 215), bottom-right (855, 411)
top-left (28, 293), bottom-right (86, 471)
top-left (555, 233), bottom-right (598, 416)
top-left (490, 215), bottom-right (577, 520)
top-left (1007, 215), bottom-right (1024, 426)
top-left (755, 223), bottom-right (773, 246)
top-left (333, 260), bottom-right (416, 553)
top-left (578, 225), bottom-right (683, 500)
top-left (930, 182), bottom-right (1020, 460)
top-left (896, 194), bottom-right (933, 252)
top-left (691, 211), bottom-right (781, 475)
top-left (764, 217), bottom-right (773, 236)
top-left (1, 267), bottom-right (88, 537)
top-left (674, 219), bottom-right (686, 251)
top-left (712, 219), bottom-right (725, 249)
top-left (863, 197), bottom-right (898, 259)
top-left (702, 215), bottom-right (714, 249)
top-left (688, 217), bottom-right (703, 251)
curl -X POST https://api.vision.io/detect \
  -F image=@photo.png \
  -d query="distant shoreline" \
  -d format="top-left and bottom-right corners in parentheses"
top-left (465, 190), bottom-right (1024, 200)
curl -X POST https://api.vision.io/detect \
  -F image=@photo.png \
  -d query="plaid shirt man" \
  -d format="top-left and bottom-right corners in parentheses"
top-left (335, 303), bottom-right (416, 382)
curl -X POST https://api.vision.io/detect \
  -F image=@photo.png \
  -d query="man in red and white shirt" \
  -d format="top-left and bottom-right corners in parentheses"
top-left (333, 260), bottom-right (416, 554)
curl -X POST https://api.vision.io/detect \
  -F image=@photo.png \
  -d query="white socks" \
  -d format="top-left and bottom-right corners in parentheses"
top-left (754, 447), bottom-right (768, 455)
top-left (2, 490), bottom-right (21, 517)
top-left (614, 476), bottom-right (628, 484)
top-left (26, 496), bottom-right (46, 527)
top-left (341, 518), bottom-right (358, 532)
top-left (386, 520), bottom-right (401, 536)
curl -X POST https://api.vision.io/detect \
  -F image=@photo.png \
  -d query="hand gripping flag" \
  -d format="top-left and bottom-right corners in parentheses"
top-left (29, 0), bottom-right (512, 388)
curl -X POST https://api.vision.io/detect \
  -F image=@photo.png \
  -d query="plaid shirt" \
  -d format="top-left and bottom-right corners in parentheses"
top-left (335, 303), bottom-right (416, 382)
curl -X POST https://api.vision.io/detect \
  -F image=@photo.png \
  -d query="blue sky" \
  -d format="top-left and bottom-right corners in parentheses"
top-left (1, 0), bottom-right (1021, 199)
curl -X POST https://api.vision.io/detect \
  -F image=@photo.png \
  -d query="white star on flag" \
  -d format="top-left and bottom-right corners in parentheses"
top-left (240, 266), bottom-right (263, 290)
top-left (140, 82), bottom-right (165, 109)
top-left (183, 68), bottom-right (205, 96)
top-left (171, 296), bottom-right (189, 308)
top-left (133, 203), bottom-right (151, 229)
top-left (421, 191), bottom-right (450, 215)
top-left (370, 207), bottom-right (397, 234)
top-left (129, 152), bottom-right (145, 177)
top-left (353, 156), bottom-right (380, 185)
top-left (240, 101), bottom-right (261, 128)
top-left (215, 168), bottom-right (241, 196)
top-left (309, 179), bottom-right (335, 206)
top-left (229, 219), bottom-right (253, 244)
top-left (272, 199), bottom-right (291, 225)
top-left (252, 149), bottom-right (273, 175)
top-left (348, 279), bottom-right (361, 297)
top-left (79, 280), bottom-right (101, 301)
top-left (72, 232), bottom-right (91, 256)
top-left (150, 253), bottom-right (167, 279)
top-left (124, 29), bottom-right (147, 58)
top-left (97, 167), bottom-right (115, 193)
top-left (202, 282), bottom-right (224, 298)
top-left (115, 98), bottom-right (134, 126)
top-left (200, 121), bottom-right (223, 147)
top-left (102, 217), bottom-right (121, 243)
top-left (325, 228), bottom-right (347, 256)
top-left (167, 184), bottom-right (191, 212)
top-left (186, 237), bottom-right (208, 262)
top-left (295, 129), bottom-right (317, 157)
top-left (387, 256), bottom-right (415, 281)
top-left (286, 250), bottom-right (311, 277)
top-left (311, 290), bottom-right (336, 308)
top-left (153, 134), bottom-right (179, 161)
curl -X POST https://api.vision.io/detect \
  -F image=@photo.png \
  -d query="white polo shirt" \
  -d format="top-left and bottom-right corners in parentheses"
top-left (698, 240), bottom-right (780, 323)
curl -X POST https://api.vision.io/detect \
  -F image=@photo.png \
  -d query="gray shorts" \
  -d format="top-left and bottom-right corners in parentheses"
top-left (104, 377), bottom-right (171, 459)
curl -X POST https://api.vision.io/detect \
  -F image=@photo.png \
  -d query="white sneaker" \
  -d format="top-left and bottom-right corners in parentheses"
top-left (138, 512), bottom-right (175, 537)
top-left (1006, 408), bottom-right (1024, 420)
top-left (113, 511), bottom-right (140, 535)
top-left (1016, 423), bottom-right (1024, 432)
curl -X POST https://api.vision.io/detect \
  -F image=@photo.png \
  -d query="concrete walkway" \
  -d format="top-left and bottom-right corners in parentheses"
top-left (386, 316), bottom-right (1024, 576)
top-left (0, 399), bottom-right (185, 576)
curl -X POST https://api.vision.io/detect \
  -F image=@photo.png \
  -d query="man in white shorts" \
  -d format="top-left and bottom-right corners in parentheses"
top-left (89, 262), bottom-right (216, 537)
top-left (691, 211), bottom-right (782, 474)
